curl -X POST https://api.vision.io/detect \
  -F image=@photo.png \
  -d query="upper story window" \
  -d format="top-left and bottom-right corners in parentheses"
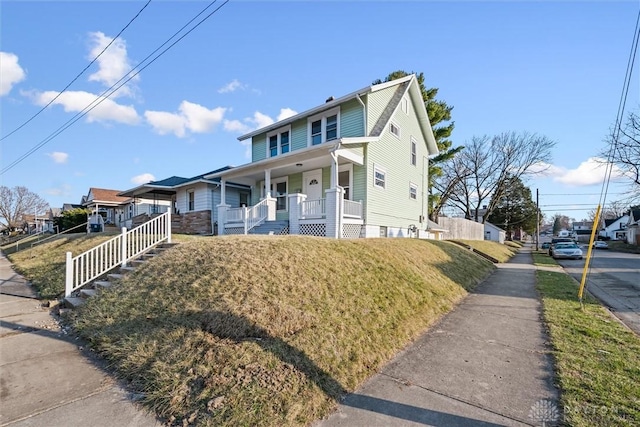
top-left (389, 122), bottom-right (401, 138)
top-left (374, 165), bottom-right (386, 189)
top-left (410, 137), bottom-right (417, 166)
top-left (308, 107), bottom-right (340, 146)
top-left (266, 126), bottom-right (291, 157)
top-left (401, 97), bottom-right (408, 114)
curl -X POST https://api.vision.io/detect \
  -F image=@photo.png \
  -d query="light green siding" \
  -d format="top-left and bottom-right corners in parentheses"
top-left (289, 172), bottom-right (303, 194)
top-left (340, 99), bottom-right (364, 137)
top-left (291, 120), bottom-right (307, 151)
top-left (352, 163), bottom-right (366, 205)
top-left (252, 134), bottom-right (267, 162)
top-left (364, 90), bottom-right (430, 229)
top-left (322, 167), bottom-right (331, 195)
top-left (366, 85), bottom-right (399, 135)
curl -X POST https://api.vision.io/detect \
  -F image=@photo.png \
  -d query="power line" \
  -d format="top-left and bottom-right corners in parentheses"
top-left (1, 0), bottom-right (231, 175)
top-left (0, 0), bottom-right (152, 142)
top-left (539, 192), bottom-right (627, 197)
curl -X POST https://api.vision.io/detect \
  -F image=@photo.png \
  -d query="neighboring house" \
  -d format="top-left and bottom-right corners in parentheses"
top-left (62, 203), bottom-right (84, 212)
top-left (599, 215), bottom-right (629, 241)
top-left (119, 167), bottom-right (250, 235)
top-left (484, 222), bottom-right (506, 244)
top-left (626, 208), bottom-right (640, 245)
top-left (571, 221), bottom-right (593, 243)
top-left (82, 187), bottom-right (170, 228)
top-left (209, 74), bottom-right (439, 238)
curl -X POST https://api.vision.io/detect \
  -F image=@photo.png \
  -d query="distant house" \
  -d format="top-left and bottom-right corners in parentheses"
top-left (599, 215), bottom-right (629, 241)
top-left (209, 74), bottom-right (439, 238)
top-left (82, 187), bottom-right (170, 229)
top-left (119, 167), bottom-right (250, 235)
top-left (626, 208), bottom-right (640, 245)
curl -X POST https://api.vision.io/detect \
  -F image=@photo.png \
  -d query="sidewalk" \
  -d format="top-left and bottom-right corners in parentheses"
top-left (315, 244), bottom-right (558, 427)
top-left (0, 252), bottom-right (161, 427)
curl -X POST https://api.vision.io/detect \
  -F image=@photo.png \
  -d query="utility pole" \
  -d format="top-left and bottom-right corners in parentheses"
top-left (534, 189), bottom-right (539, 249)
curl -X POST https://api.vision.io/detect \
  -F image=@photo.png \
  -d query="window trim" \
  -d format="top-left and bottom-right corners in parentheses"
top-left (389, 121), bottom-right (401, 139)
top-left (401, 96), bottom-right (409, 114)
top-left (261, 177), bottom-right (289, 211)
top-left (266, 125), bottom-right (292, 158)
top-left (410, 137), bottom-right (417, 166)
top-left (409, 182), bottom-right (418, 200)
top-left (307, 106), bottom-right (341, 147)
top-left (373, 165), bottom-right (386, 190)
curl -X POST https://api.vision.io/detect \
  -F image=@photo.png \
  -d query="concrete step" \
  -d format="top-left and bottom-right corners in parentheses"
top-left (80, 289), bottom-right (97, 298)
top-left (120, 266), bottom-right (136, 273)
top-left (94, 280), bottom-right (112, 290)
top-left (131, 259), bottom-right (147, 267)
top-left (107, 273), bottom-right (124, 281)
top-left (158, 242), bottom-right (179, 249)
top-left (64, 297), bottom-right (86, 309)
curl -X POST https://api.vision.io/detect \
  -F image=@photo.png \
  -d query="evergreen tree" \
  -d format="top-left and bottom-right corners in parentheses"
top-left (486, 176), bottom-right (539, 239)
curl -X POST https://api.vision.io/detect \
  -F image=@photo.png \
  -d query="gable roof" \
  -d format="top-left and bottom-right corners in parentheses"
top-left (85, 188), bottom-right (131, 205)
top-left (631, 208), bottom-right (640, 223)
top-left (237, 75), bottom-right (438, 155)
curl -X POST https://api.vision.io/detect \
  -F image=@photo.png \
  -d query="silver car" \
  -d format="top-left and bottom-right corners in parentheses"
top-left (552, 242), bottom-right (583, 260)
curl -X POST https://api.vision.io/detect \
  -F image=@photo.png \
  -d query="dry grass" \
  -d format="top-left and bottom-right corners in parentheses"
top-left (68, 236), bottom-right (495, 426)
top-left (537, 270), bottom-right (640, 425)
top-left (452, 239), bottom-right (519, 263)
top-left (6, 232), bottom-right (119, 299)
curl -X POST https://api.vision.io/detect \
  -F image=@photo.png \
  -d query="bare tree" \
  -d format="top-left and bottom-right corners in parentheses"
top-left (0, 186), bottom-right (50, 230)
top-left (437, 132), bottom-right (555, 222)
top-left (602, 110), bottom-right (640, 200)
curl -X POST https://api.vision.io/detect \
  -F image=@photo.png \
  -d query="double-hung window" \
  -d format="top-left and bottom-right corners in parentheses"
top-left (410, 183), bottom-right (418, 200)
top-left (308, 107), bottom-right (340, 146)
top-left (187, 190), bottom-right (195, 211)
top-left (267, 126), bottom-right (291, 157)
top-left (410, 137), bottom-right (417, 166)
top-left (374, 165), bottom-right (386, 189)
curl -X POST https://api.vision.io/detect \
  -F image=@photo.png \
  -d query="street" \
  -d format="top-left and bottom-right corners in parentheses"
top-left (555, 247), bottom-right (640, 335)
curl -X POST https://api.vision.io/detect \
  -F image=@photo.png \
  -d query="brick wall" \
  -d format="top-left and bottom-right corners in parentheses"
top-left (172, 210), bottom-right (212, 235)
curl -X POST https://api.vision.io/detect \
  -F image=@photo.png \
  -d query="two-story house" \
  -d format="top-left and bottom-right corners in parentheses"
top-left (208, 74), bottom-right (439, 238)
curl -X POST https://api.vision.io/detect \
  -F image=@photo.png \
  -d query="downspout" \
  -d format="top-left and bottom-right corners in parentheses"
top-left (212, 183), bottom-right (220, 235)
top-left (356, 93), bottom-right (367, 135)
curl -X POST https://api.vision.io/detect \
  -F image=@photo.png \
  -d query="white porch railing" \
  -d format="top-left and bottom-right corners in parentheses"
top-left (64, 211), bottom-right (171, 297)
top-left (343, 199), bottom-right (363, 218)
top-left (301, 198), bottom-right (326, 219)
top-left (225, 198), bottom-right (269, 234)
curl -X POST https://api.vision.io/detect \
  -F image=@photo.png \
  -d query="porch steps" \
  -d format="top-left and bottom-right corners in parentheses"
top-left (62, 242), bottom-right (178, 309)
top-left (248, 220), bottom-right (289, 235)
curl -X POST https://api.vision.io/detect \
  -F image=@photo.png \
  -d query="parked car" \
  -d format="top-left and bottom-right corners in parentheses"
top-left (593, 241), bottom-right (609, 249)
top-left (541, 242), bottom-right (551, 249)
top-left (549, 237), bottom-right (575, 256)
top-left (552, 242), bottom-right (583, 260)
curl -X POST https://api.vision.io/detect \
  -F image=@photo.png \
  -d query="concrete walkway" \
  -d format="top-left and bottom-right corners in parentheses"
top-left (315, 244), bottom-right (558, 427)
top-left (0, 252), bottom-right (161, 427)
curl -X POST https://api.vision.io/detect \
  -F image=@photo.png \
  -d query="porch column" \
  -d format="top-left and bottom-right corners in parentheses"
top-left (325, 188), bottom-right (341, 239)
top-left (220, 178), bottom-right (227, 205)
top-left (264, 169), bottom-right (272, 198)
top-left (265, 169), bottom-right (276, 221)
top-left (330, 153), bottom-right (338, 189)
top-left (288, 193), bottom-right (306, 235)
top-left (217, 204), bottom-right (229, 235)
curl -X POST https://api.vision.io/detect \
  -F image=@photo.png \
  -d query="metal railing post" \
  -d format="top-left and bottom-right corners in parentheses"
top-left (121, 227), bottom-right (128, 267)
top-left (65, 251), bottom-right (73, 297)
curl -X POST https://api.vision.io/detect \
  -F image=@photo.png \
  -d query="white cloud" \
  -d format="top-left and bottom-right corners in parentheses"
top-left (28, 89), bottom-right (139, 124)
top-left (144, 101), bottom-right (227, 137)
top-left (277, 108), bottom-right (297, 121)
top-left (218, 79), bottom-right (246, 94)
top-left (87, 32), bottom-right (138, 97)
top-left (247, 111), bottom-right (275, 129)
top-left (131, 173), bottom-right (155, 185)
top-left (46, 184), bottom-right (72, 197)
top-left (223, 119), bottom-right (251, 134)
top-left (540, 157), bottom-right (627, 186)
top-left (0, 52), bottom-right (26, 96)
top-left (48, 151), bottom-right (69, 164)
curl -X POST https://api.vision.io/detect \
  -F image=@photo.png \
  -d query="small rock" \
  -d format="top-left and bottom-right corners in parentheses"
top-left (207, 396), bottom-right (226, 412)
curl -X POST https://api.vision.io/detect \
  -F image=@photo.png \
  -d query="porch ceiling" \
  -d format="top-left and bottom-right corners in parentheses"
top-left (119, 186), bottom-right (176, 200)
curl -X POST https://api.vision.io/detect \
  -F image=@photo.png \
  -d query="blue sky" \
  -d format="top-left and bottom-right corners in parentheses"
top-left (1, 0), bottom-right (638, 222)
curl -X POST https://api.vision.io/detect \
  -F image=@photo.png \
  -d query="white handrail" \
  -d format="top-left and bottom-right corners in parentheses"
top-left (301, 198), bottom-right (326, 219)
top-left (245, 198), bottom-right (269, 233)
top-left (65, 211), bottom-right (171, 297)
top-left (343, 199), bottom-right (363, 218)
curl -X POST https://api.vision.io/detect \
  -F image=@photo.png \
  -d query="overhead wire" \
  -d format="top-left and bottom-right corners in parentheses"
top-left (0, 0), bottom-right (152, 142)
top-left (1, 0), bottom-right (231, 175)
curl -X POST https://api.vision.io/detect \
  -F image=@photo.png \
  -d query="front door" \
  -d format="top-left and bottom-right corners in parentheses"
top-left (303, 169), bottom-right (323, 200)
top-left (303, 169), bottom-right (323, 218)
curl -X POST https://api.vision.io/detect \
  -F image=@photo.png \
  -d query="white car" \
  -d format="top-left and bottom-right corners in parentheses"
top-left (552, 242), bottom-right (583, 260)
top-left (593, 241), bottom-right (609, 249)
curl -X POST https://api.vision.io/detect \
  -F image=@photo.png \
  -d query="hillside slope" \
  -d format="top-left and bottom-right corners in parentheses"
top-left (67, 236), bottom-right (500, 426)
